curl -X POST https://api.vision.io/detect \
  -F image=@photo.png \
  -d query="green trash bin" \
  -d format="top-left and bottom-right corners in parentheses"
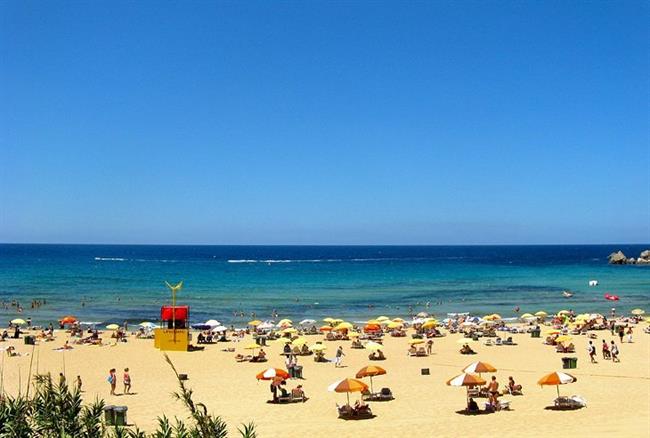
top-left (24, 335), bottom-right (35, 345)
top-left (113, 406), bottom-right (128, 426)
top-left (531, 330), bottom-right (540, 338)
top-left (569, 357), bottom-right (578, 369)
top-left (103, 405), bottom-right (115, 425)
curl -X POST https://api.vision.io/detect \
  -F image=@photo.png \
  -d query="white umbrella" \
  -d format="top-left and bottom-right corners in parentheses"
top-left (257, 322), bottom-right (274, 330)
top-left (211, 325), bottom-right (227, 332)
top-left (205, 319), bottom-right (221, 327)
top-left (139, 322), bottom-right (156, 329)
top-left (299, 319), bottom-right (316, 325)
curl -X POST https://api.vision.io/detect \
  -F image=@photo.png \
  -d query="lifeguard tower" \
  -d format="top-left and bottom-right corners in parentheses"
top-left (154, 281), bottom-right (191, 351)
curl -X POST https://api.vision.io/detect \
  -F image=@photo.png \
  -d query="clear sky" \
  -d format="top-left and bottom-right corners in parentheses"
top-left (1, 1), bottom-right (648, 245)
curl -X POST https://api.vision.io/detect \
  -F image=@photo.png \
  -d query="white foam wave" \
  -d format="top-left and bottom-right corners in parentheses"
top-left (94, 257), bottom-right (126, 261)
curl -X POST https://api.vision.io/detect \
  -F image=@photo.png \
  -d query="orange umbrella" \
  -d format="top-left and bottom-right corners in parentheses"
top-left (363, 323), bottom-right (381, 333)
top-left (60, 316), bottom-right (77, 325)
top-left (462, 361), bottom-right (497, 377)
top-left (256, 368), bottom-right (290, 381)
top-left (319, 326), bottom-right (333, 332)
top-left (446, 373), bottom-right (487, 405)
top-left (355, 365), bottom-right (387, 394)
top-left (537, 371), bottom-right (577, 397)
top-left (328, 378), bottom-right (369, 405)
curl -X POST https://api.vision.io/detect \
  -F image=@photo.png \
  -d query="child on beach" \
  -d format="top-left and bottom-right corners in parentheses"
top-left (108, 369), bottom-right (117, 395)
top-left (123, 368), bottom-right (132, 394)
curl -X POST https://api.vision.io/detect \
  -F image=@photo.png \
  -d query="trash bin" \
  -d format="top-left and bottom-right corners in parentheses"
top-left (103, 405), bottom-right (115, 425)
top-left (294, 365), bottom-right (303, 379)
top-left (531, 330), bottom-right (541, 338)
top-left (255, 336), bottom-right (261, 345)
top-left (24, 335), bottom-right (35, 345)
top-left (113, 406), bottom-right (128, 426)
top-left (561, 357), bottom-right (570, 369)
top-left (562, 357), bottom-right (578, 369)
top-left (569, 357), bottom-right (578, 368)
top-left (260, 336), bottom-right (267, 346)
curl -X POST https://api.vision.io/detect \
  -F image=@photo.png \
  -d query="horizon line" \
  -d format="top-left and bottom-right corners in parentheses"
top-left (1, 242), bottom-right (648, 247)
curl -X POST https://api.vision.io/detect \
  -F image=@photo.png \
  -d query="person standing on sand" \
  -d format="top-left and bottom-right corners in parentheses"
top-left (626, 327), bottom-right (633, 343)
top-left (335, 346), bottom-right (345, 367)
top-left (618, 326), bottom-right (625, 343)
top-left (610, 341), bottom-right (620, 362)
top-left (588, 341), bottom-right (597, 363)
top-left (602, 339), bottom-right (610, 359)
top-left (123, 368), bottom-right (132, 394)
top-left (108, 369), bottom-right (117, 395)
top-left (76, 375), bottom-right (82, 391)
top-left (59, 373), bottom-right (66, 386)
top-left (426, 339), bottom-right (433, 355)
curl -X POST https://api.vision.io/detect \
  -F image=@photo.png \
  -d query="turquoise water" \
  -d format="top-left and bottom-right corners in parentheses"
top-left (0, 244), bottom-right (648, 326)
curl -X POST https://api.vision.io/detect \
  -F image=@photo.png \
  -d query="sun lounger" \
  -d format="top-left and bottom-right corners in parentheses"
top-left (502, 336), bottom-right (515, 345)
top-left (495, 337), bottom-right (502, 346)
top-left (337, 403), bottom-right (373, 419)
top-left (484, 399), bottom-right (511, 411)
top-left (484, 339), bottom-right (493, 346)
top-left (554, 395), bottom-right (587, 409)
top-left (416, 347), bottom-right (428, 356)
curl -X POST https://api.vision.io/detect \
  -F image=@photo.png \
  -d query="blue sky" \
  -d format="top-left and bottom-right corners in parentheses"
top-left (1, 1), bottom-right (648, 244)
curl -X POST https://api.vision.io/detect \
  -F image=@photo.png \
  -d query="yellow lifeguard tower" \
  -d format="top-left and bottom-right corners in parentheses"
top-left (154, 281), bottom-right (191, 351)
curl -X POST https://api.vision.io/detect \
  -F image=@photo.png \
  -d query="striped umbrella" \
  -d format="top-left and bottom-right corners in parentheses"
top-left (328, 378), bottom-right (369, 405)
top-left (538, 371), bottom-right (577, 397)
top-left (446, 373), bottom-right (487, 404)
top-left (462, 361), bottom-right (497, 377)
top-left (256, 368), bottom-right (290, 381)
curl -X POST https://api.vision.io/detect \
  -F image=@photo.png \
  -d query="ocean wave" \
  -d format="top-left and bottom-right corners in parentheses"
top-left (94, 257), bottom-right (127, 261)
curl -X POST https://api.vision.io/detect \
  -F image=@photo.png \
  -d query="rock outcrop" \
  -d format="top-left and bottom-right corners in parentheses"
top-left (608, 250), bottom-right (650, 265)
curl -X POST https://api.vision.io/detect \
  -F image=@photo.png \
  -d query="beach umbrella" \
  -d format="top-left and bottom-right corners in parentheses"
top-left (462, 361), bottom-right (497, 377)
top-left (348, 331), bottom-right (360, 338)
top-left (60, 316), bottom-right (77, 325)
top-left (392, 318), bottom-right (405, 323)
top-left (257, 322), bottom-right (274, 330)
top-left (535, 311), bottom-right (548, 317)
top-left (328, 378), bottom-right (369, 405)
top-left (421, 320), bottom-right (437, 329)
top-left (484, 314), bottom-right (501, 321)
top-left (538, 371), bottom-right (577, 397)
top-left (244, 343), bottom-right (260, 351)
top-left (291, 337), bottom-right (307, 347)
top-left (416, 312), bottom-right (428, 318)
top-left (545, 329), bottom-right (561, 335)
top-left (379, 319), bottom-right (392, 326)
top-left (10, 318), bottom-right (26, 325)
top-left (310, 343), bottom-right (327, 352)
top-left (366, 319), bottom-right (381, 325)
top-left (106, 324), bottom-right (120, 330)
top-left (376, 316), bottom-right (390, 322)
top-left (191, 323), bottom-right (211, 330)
top-left (446, 373), bottom-right (487, 405)
top-left (256, 368), bottom-right (290, 381)
top-left (364, 341), bottom-right (383, 351)
top-left (323, 317), bottom-right (335, 324)
top-left (356, 365), bottom-right (387, 394)
top-left (139, 322), bottom-right (156, 329)
top-left (630, 309), bottom-right (645, 316)
top-left (557, 310), bottom-right (570, 316)
top-left (460, 321), bottom-right (477, 327)
top-left (408, 338), bottom-right (425, 345)
top-left (520, 313), bottom-right (534, 319)
top-left (299, 319), bottom-right (316, 325)
top-left (363, 323), bottom-right (381, 333)
top-left (334, 322), bottom-right (353, 331)
top-left (204, 319), bottom-right (221, 327)
top-left (387, 321), bottom-right (403, 329)
top-left (248, 320), bottom-right (262, 326)
top-left (319, 325), bottom-right (333, 332)
top-left (330, 318), bottom-right (344, 325)
top-left (281, 327), bottom-right (297, 334)
top-left (212, 325), bottom-right (227, 332)
top-left (555, 335), bottom-right (573, 344)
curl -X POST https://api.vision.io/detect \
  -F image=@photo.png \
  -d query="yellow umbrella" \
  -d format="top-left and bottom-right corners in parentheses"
top-left (309, 343), bottom-right (327, 352)
top-left (387, 321), bottom-right (403, 329)
top-left (244, 343), bottom-right (260, 350)
top-left (330, 318), bottom-right (344, 325)
top-left (277, 319), bottom-right (293, 326)
top-left (11, 318), bottom-right (26, 325)
top-left (557, 310), bottom-right (570, 316)
top-left (366, 319), bottom-right (381, 325)
top-left (392, 318), bottom-right (405, 323)
top-left (544, 329), bottom-right (561, 335)
top-left (520, 313), bottom-right (534, 319)
top-left (535, 311), bottom-right (548, 317)
top-left (323, 317), bottom-right (335, 323)
top-left (348, 331), bottom-right (361, 338)
top-left (376, 316), bottom-right (390, 322)
top-left (421, 320), bottom-right (437, 329)
top-left (364, 341), bottom-right (383, 351)
top-left (555, 335), bottom-right (573, 344)
top-left (106, 324), bottom-right (120, 330)
top-left (282, 327), bottom-right (297, 334)
top-left (291, 337), bottom-right (307, 347)
top-left (248, 320), bottom-right (262, 326)
top-left (408, 338), bottom-right (425, 345)
top-left (334, 322), bottom-right (353, 331)
top-left (630, 309), bottom-right (645, 316)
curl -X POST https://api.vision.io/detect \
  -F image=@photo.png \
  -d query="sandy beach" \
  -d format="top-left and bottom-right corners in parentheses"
top-left (2, 320), bottom-right (649, 438)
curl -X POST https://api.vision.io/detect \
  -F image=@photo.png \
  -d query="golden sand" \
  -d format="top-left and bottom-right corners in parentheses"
top-left (2, 327), bottom-right (649, 437)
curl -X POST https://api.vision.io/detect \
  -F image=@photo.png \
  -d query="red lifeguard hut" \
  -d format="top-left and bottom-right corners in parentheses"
top-left (154, 281), bottom-right (191, 351)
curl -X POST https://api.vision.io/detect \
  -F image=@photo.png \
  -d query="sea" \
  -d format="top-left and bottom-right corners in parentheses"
top-left (0, 244), bottom-right (648, 327)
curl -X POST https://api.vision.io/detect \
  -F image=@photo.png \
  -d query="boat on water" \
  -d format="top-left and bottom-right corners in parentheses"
top-left (562, 290), bottom-right (574, 298)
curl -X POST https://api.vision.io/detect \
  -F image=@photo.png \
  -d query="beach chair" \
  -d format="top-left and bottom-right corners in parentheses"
top-left (467, 386), bottom-right (480, 398)
top-left (505, 384), bottom-right (523, 396)
top-left (484, 338), bottom-right (493, 346)
top-left (416, 347), bottom-right (428, 356)
top-left (378, 387), bottom-right (394, 400)
top-left (503, 336), bottom-right (515, 345)
top-left (495, 337), bottom-right (502, 346)
top-left (290, 388), bottom-right (306, 403)
top-left (554, 395), bottom-right (587, 409)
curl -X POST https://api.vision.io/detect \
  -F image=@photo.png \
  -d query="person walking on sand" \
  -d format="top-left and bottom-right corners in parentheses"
top-left (587, 341), bottom-right (597, 363)
top-left (76, 375), bottom-right (82, 391)
top-left (618, 326), bottom-right (625, 343)
top-left (426, 339), bottom-right (433, 355)
top-left (610, 341), bottom-right (620, 362)
top-left (626, 327), bottom-right (633, 343)
top-left (108, 369), bottom-right (117, 395)
top-left (123, 368), bottom-right (132, 394)
top-left (335, 345), bottom-right (345, 368)
top-left (602, 339), bottom-right (610, 359)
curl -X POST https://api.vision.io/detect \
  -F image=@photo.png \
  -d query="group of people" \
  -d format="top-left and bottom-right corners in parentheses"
top-left (588, 339), bottom-right (621, 363)
top-left (107, 368), bottom-right (133, 395)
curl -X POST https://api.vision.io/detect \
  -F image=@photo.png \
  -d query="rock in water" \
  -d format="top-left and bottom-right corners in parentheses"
top-left (608, 251), bottom-right (627, 264)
